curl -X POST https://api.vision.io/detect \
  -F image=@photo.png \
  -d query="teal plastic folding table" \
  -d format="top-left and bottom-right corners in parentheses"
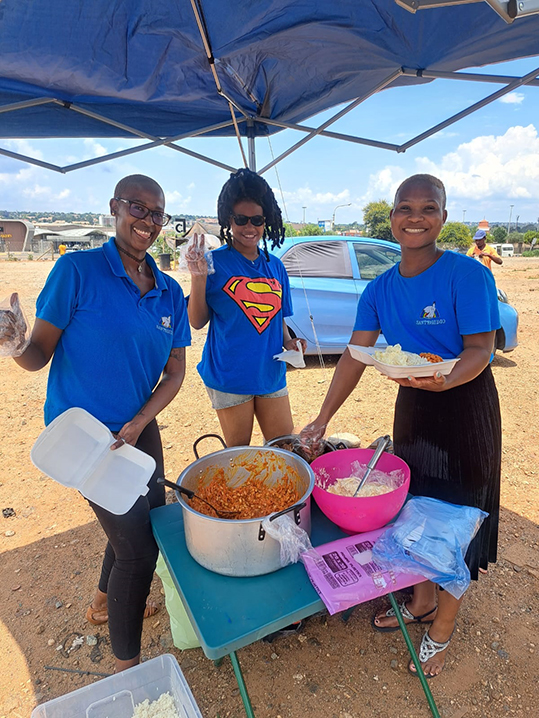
top-left (150, 502), bottom-right (440, 718)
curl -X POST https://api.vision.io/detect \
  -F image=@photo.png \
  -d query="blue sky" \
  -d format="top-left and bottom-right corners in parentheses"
top-left (0, 57), bottom-right (538, 226)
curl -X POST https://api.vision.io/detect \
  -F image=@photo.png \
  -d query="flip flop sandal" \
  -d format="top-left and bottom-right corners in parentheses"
top-left (371, 600), bottom-right (437, 633)
top-left (85, 600), bottom-right (159, 626)
top-left (408, 628), bottom-right (454, 679)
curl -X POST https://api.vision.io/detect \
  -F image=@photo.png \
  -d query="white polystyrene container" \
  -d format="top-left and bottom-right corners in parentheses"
top-left (30, 654), bottom-right (202, 718)
top-left (31, 407), bottom-right (155, 515)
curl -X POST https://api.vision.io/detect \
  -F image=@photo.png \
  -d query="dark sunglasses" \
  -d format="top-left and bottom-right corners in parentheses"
top-left (114, 198), bottom-right (171, 227)
top-left (231, 213), bottom-right (265, 227)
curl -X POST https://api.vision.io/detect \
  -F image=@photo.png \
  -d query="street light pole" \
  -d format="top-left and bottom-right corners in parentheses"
top-left (508, 204), bottom-right (514, 233)
top-left (462, 209), bottom-right (466, 224)
top-left (302, 206), bottom-right (306, 224)
top-left (332, 203), bottom-right (352, 230)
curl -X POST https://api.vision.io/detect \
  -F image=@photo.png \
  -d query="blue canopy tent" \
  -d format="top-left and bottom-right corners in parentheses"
top-left (0, 0), bottom-right (538, 175)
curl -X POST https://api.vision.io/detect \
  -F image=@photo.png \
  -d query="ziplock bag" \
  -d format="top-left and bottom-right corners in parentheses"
top-left (372, 496), bottom-right (488, 599)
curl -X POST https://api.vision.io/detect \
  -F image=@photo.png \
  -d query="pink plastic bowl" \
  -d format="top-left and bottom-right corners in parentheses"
top-left (311, 448), bottom-right (410, 535)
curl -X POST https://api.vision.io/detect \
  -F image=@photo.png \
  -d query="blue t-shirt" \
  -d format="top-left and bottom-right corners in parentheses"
top-left (197, 245), bottom-right (293, 394)
top-left (36, 238), bottom-right (191, 431)
top-left (354, 251), bottom-right (500, 357)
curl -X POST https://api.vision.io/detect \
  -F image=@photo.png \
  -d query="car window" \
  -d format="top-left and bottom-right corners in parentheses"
top-left (354, 243), bottom-right (400, 280)
top-left (281, 241), bottom-right (353, 278)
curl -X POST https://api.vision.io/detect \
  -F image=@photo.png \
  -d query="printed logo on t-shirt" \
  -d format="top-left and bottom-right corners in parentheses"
top-left (223, 276), bottom-right (282, 334)
top-left (416, 301), bottom-right (446, 326)
top-left (156, 315), bottom-right (173, 334)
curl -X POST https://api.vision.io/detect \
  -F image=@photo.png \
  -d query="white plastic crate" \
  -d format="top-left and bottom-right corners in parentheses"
top-left (31, 654), bottom-right (202, 718)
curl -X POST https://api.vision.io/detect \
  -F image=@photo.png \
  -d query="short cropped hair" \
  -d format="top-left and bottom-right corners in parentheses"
top-left (113, 174), bottom-right (164, 200)
top-left (394, 174), bottom-right (446, 210)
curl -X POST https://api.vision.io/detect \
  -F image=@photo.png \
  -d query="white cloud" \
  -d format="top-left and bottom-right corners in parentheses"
top-left (83, 139), bottom-right (108, 157)
top-left (363, 125), bottom-right (539, 218)
top-left (164, 189), bottom-right (192, 213)
top-left (499, 92), bottom-right (525, 105)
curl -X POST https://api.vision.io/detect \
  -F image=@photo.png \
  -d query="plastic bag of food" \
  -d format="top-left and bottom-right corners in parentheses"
top-left (261, 513), bottom-right (313, 566)
top-left (372, 496), bottom-right (488, 599)
top-left (0, 293), bottom-right (30, 357)
top-left (178, 233), bottom-right (215, 275)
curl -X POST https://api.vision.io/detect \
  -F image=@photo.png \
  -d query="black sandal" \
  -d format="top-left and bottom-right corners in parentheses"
top-left (371, 601), bottom-right (437, 633)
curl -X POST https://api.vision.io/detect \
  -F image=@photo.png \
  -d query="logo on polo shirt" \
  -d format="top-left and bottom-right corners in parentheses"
top-left (157, 315), bottom-right (173, 334)
top-left (416, 301), bottom-right (445, 326)
top-left (223, 276), bottom-right (282, 334)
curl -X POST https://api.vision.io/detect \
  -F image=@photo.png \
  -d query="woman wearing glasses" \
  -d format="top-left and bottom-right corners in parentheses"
top-left (3, 174), bottom-right (191, 673)
top-left (187, 168), bottom-right (306, 446)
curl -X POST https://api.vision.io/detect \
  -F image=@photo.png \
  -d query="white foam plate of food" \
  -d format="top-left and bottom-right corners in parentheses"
top-left (347, 344), bottom-right (460, 379)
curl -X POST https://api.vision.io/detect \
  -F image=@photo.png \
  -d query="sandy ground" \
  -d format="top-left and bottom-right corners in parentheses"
top-left (0, 256), bottom-right (538, 718)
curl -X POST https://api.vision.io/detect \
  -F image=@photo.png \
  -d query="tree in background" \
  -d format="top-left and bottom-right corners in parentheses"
top-left (524, 229), bottom-right (538, 244)
top-left (438, 222), bottom-right (472, 248)
top-left (362, 200), bottom-right (394, 242)
top-left (299, 223), bottom-right (323, 236)
top-left (491, 226), bottom-right (508, 243)
top-left (506, 231), bottom-right (524, 245)
top-left (284, 223), bottom-right (299, 237)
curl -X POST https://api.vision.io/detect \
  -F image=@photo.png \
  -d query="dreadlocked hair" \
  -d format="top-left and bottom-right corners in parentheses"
top-left (217, 168), bottom-right (285, 259)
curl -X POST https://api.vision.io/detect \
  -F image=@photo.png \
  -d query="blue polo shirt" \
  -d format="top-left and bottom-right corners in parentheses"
top-left (36, 238), bottom-right (191, 431)
top-left (354, 250), bottom-right (500, 358)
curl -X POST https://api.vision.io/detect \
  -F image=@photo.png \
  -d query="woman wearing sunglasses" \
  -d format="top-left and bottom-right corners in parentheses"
top-left (3, 174), bottom-right (191, 673)
top-left (187, 167), bottom-right (306, 446)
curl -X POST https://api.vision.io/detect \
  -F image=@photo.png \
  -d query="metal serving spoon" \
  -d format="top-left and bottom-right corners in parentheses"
top-left (352, 434), bottom-right (392, 497)
top-left (157, 477), bottom-right (239, 518)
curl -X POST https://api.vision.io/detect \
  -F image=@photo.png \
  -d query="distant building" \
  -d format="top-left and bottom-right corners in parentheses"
top-left (0, 219), bottom-right (34, 251)
top-left (478, 219), bottom-right (490, 233)
top-left (99, 214), bottom-right (115, 227)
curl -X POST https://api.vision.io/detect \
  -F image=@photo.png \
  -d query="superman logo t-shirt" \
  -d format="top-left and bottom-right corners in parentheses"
top-left (197, 245), bottom-right (293, 394)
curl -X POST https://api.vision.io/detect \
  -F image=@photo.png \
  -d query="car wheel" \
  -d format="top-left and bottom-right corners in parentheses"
top-left (495, 327), bottom-right (505, 352)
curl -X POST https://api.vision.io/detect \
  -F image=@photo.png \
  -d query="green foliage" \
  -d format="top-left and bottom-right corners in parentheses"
top-left (522, 250), bottom-right (539, 257)
top-left (299, 223), bottom-right (323, 236)
top-left (284, 223), bottom-right (299, 237)
top-left (438, 222), bottom-right (472, 248)
top-left (491, 226), bottom-right (507, 243)
top-left (506, 231), bottom-right (524, 244)
top-left (524, 230), bottom-right (538, 244)
top-left (27, 254), bottom-right (33, 261)
top-left (362, 200), bottom-right (393, 241)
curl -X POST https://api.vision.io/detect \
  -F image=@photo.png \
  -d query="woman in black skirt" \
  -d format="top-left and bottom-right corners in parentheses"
top-left (302, 174), bottom-right (501, 678)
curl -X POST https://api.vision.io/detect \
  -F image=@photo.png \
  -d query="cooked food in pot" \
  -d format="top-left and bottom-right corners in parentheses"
top-left (190, 453), bottom-right (302, 519)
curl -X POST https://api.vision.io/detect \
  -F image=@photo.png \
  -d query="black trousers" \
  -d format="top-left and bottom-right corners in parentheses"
top-left (88, 419), bottom-right (165, 660)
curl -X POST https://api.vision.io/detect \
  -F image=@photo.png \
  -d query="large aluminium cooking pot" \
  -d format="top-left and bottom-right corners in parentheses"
top-left (173, 434), bottom-right (315, 577)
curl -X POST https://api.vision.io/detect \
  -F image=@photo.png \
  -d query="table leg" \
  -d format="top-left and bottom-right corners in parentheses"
top-left (388, 592), bottom-right (440, 718)
top-left (229, 650), bottom-right (256, 718)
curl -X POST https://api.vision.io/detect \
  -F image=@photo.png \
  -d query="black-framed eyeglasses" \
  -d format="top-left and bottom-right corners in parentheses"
top-left (114, 198), bottom-right (171, 227)
top-left (231, 213), bottom-right (265, 227)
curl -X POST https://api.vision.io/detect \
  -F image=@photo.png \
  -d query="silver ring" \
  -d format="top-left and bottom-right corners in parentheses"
top-left (119, 436), bottom-right (126, 445)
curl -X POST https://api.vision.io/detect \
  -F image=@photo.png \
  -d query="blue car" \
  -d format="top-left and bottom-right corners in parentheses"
top-left (273, 236), bottom-right (518, 355)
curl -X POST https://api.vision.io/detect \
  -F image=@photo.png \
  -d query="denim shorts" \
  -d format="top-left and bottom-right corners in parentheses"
top-left (205, 385), bottom-right (288, 410)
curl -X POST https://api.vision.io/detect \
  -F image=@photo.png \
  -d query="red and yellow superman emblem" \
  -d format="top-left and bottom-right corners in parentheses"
top-left (223, 276), bottom-right (283, 334)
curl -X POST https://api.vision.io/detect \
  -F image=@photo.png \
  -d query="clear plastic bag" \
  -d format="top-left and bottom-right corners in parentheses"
top-left (178, 233), bottom-right (215, 275)
top-left (0, 292), bottom-right (30, 357)
top-left (261, 512), bottom-right (313, 567)
top-left (371, 496), bottom-right (488, 599)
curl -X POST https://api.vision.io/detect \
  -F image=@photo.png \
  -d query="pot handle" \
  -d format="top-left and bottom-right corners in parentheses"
top-left (157, 477), bottom-right (195, 500)
top-left (193, 433), bottom-right (227, 460)
top-left (258, 501), bottom-right (307, 541)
